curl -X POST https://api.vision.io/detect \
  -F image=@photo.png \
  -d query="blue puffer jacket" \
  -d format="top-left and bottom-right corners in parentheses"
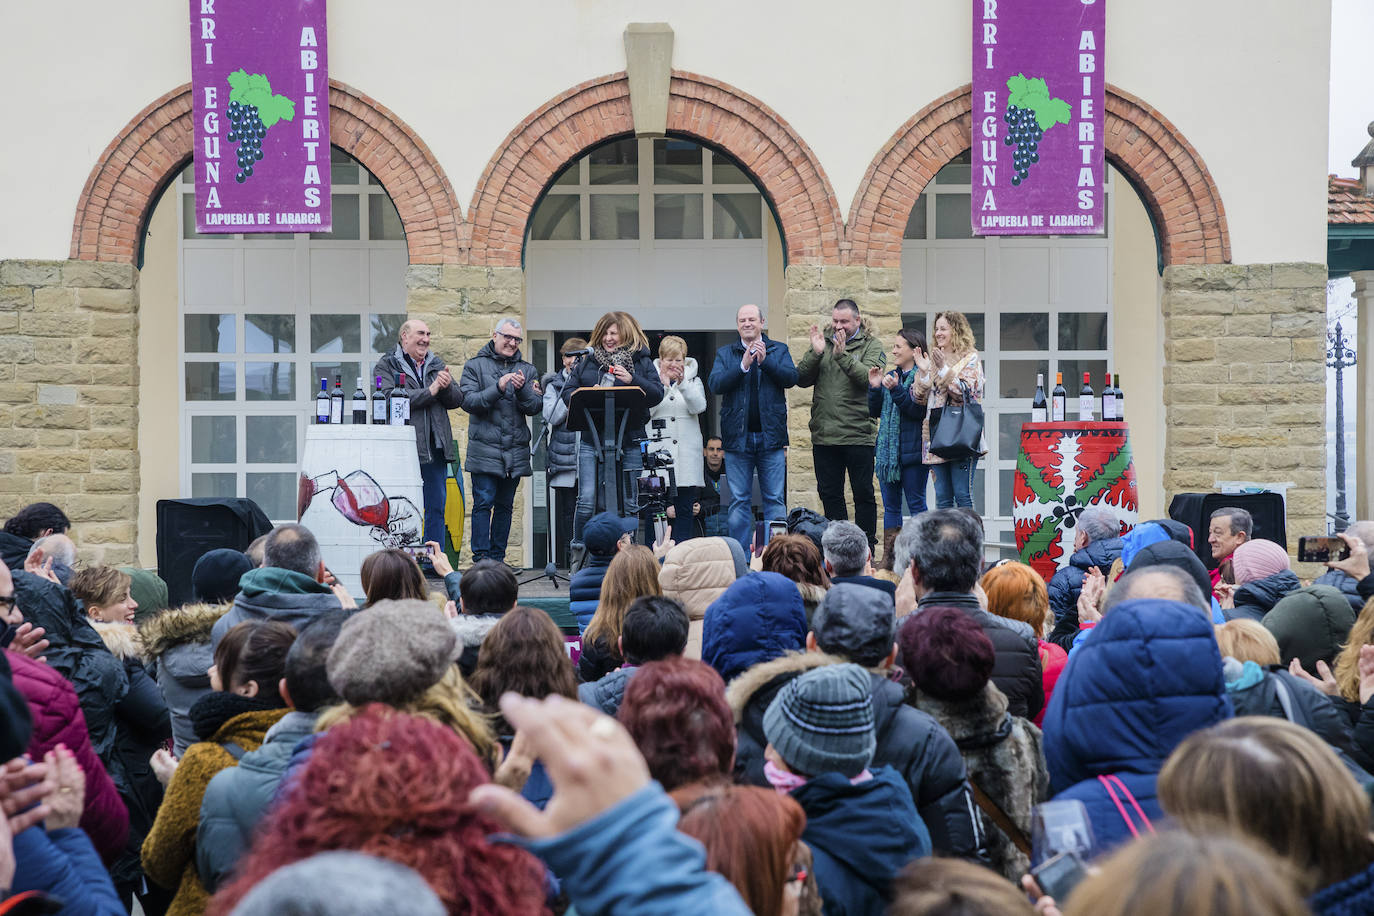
top-left (867, 374), bottom-right (926, 468)
top-left (1315, 568), bottom-right (1368, 613)
top-left (1047, 537), bottom-right (1123, 646)
top-left (1313, 861), bottom-right (1374, 916)
top-left (701, 572), bottom-right (808, 683)
top-left (792, 767), bottom-right (931, 915)
top-left (570, 553), bottom-right (613, 632)
top-left (1041, 598), bottom-right (1232, 858)
top-left (708, 335), bottom-right (798, 451)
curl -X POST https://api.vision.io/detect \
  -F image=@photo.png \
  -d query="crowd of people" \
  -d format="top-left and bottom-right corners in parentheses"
top-left (4, 490), bottom-right (1374, 915)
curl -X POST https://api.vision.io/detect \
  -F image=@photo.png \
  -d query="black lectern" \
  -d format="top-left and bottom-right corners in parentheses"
top-left (567, 385), bottom-right (649, 517)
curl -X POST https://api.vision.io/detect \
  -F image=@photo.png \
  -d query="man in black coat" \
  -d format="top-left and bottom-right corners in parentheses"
top-left (373, 320), bottom-right (464, 549)
top-left (459, 318), bottom-right (543, 565)
top-left (894, 510), bottom-right (1044, 720)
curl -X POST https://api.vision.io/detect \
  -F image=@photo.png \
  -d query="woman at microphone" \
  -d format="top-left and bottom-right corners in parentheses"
top-left (563, 311), bottom-right (664, 548)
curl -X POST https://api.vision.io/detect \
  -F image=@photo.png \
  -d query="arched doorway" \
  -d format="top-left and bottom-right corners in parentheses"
top-left (522, 135), bottom-right (784, 565)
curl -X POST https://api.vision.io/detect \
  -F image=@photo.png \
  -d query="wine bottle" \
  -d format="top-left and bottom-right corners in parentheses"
top-left (352, 376), bottom-right (368, 425)
top-left (1031, 373), bottom-right (1048, 423)
top-left (1101, 372), bottom-right (1116, 421)
top-left (1050, 372), bottom-right (1066, 421)
top-left (389, 373), bottom-right (411, 425)
top-left (330, 376), bottom-right (345, 425)
top-left (1077, 372), bottom-right (1094, 421)
top-left (315, 378), bottom-right (330, 424)
top-left (1115, 374), bottom-right (1124, 422)
top-left (371, 376), bottom-right (387, 424)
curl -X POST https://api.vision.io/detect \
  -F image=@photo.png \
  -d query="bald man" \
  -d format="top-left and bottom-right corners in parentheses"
top-left (373, 319), bottom-right (464, 549)
top-left (707, 304), bottom-right (798, 553)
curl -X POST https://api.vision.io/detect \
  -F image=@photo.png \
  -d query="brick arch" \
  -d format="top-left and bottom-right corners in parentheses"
top-left (466, 71), bottom-right (845, 267)
top-left (70, 81), bottom-right (462, 264)
top-left (846, 83), bottom-right (1230, 268)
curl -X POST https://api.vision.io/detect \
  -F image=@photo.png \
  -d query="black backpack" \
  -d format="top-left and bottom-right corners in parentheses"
top-left (786, 508), bottom-right (829, 552)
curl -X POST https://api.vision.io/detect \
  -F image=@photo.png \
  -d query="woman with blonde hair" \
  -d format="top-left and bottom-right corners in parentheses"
top-left (981, 561), bottom-right (1065, 726)
top-left (648, 334), bottom-right (707, 543)
top-left (1159, 716), bottom-right (1374, 909)
top-left (563, 311), bottom-right (665, 545)
top-left (913, 310), bottom-right (984, 509)
top-left (579, 545), bottom-right (663, 682)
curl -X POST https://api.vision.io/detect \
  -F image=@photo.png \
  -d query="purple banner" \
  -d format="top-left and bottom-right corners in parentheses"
top-left (190, 0), bottom-right (330, 233)
top-left (972, 0), bottom-right (1105, 235)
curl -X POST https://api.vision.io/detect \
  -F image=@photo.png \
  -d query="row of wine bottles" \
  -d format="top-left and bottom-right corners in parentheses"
top-left (1032, 372), bottom-right (1124, 423)
top-left (315, 376), bottom-right (412, 425)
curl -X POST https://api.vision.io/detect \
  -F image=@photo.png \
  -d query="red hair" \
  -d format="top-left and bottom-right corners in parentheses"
top-left (671, 783), bottom-right (806, 916)
top-left (209, 706), bottom-right (548, 916)
top-left (617, 657), bottom-right (735, 791)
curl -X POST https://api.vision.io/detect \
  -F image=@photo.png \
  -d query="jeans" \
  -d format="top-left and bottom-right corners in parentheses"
top-left (574, 440), bottom-right (643, 540)
top-left (879, 463), bottom-right (929, 529)
top-left (813, 444), bottom-right (878, 546)
top-left (930, 457), bottom-right (976, 509)
top-left (469, 473), bottom-right (520, 562)
top-left (725, 432), bottom-right (787, 553)
top-left (419, 460), bottom-right (448, 549)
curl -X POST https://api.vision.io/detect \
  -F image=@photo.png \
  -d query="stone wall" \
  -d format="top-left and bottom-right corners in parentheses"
top-left (405, 264), bottom-right (530, 566)
top-left (0, 259), bottom-right (140, 564)
top-left (1161, 262), bottom-right (1328, 569)
top-left (781, 264), bottom-right (902, 516)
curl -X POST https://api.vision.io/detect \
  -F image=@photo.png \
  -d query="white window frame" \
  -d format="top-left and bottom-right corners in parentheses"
top-left (176, 152), bottom-right (408, 523)
top-left (902, 160), bottom-right (1116, 550)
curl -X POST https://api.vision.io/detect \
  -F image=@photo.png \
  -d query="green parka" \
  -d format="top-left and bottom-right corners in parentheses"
top-left (795, 318), bottom-right (887, 446)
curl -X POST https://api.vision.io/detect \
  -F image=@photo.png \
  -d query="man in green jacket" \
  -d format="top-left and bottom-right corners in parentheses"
top-left (796, 298), bottom-right (886, 549)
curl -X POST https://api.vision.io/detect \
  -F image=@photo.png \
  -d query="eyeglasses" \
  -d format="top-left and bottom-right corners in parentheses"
top-left (497, 332), bottom-right (523, 344)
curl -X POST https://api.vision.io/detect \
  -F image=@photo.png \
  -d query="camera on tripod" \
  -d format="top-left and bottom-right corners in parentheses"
top-left (635, 419), bottom-right (677, 540)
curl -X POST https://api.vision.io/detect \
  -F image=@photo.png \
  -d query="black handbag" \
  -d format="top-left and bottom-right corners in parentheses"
top-left (928, 384), bottom-right (984, 460)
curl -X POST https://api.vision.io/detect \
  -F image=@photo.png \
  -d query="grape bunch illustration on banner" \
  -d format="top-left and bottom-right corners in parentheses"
top-left (225, 69), bottom-right (295, 185)
top-left (1002, 74), bottom-right (1071, 186)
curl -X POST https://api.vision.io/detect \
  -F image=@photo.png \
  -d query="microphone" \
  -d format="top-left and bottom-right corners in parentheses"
top-left (544, 562), bottom-right (560, 590)
top-left (565, 348), bottom-right (594, 358)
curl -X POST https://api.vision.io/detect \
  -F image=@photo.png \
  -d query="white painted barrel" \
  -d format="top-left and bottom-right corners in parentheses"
top-left (298, 425), bottom-right (423, 601)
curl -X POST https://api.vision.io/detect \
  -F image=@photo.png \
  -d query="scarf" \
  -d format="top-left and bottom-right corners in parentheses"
top-left (875, 366), bottom-right (915, 483)
top-left (189, 691), bottom-right (285, 741)
top-left (592, 346), bottom-right (636, 374)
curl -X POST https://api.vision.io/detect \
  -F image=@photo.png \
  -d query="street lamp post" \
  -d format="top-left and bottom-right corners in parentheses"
top-left (1328, 319), bottom-right (1357, 533)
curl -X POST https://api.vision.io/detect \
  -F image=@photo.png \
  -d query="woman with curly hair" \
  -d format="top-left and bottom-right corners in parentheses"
top-left (562, 311), bottom-right (665, 545)
top-left (912, 310), bottom-right (984, 509)
top-left (578, 545), bottom-right (663, 683)
top-left (208, 707), bottom-right (550, 916)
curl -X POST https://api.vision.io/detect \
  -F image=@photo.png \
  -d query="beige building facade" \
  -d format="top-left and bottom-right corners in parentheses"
top-left (0, 0), bottom-right (1332, 570)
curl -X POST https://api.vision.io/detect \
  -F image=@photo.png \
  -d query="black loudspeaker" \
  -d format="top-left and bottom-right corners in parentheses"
top-left (156, 498), bottom-right (274, 608)
top-left (1168, 492), bottom-right (1288, 571)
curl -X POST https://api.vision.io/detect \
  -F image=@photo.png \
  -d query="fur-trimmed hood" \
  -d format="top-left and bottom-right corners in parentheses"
top-left (449, 613), bottom-right (502, 653)
top-left (912, 682), bottom-right (1013, 750)
top-left (138, 602), bottom-right (231, 661)
top-left (725, 650), bottom-right (848, 725)
top-left (90, 619), bottom-right (146, 663)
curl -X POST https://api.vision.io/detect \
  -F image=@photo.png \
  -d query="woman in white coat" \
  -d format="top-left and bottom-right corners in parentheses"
top-left (648, 335), bottom-right (707, 543)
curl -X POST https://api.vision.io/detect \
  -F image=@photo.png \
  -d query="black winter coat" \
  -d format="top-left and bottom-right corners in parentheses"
top-left (459, 340), bottom-right (543, 478)
top-left (373, 345), bottom-right (464, 463)
top-left (1226, 569), bottom-right (1302, 622)
top-left (1226, 663), bottom-right (1359, 765)
top-left (562, 346), bottom-right (665, 448)
top-left (913, 593), bottom-right (1044, 721)
top-left (726, 652), bottom-right (985, 862)
top-left (708, 335), bottom-right (798, 452)
top-left (1047, 537), bottom-right (1122, 650)
top-left (13, 571), bottom-right (127, 759)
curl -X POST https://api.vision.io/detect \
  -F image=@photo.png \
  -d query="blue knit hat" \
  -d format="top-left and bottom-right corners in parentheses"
top-left (763, 663), bottom-right (875, 779)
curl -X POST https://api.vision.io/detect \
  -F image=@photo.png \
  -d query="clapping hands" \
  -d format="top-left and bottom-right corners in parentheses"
top-left (808, 324), bottom-right (825, 355)
top-left (1078, 566), bottom-right (1106, 625)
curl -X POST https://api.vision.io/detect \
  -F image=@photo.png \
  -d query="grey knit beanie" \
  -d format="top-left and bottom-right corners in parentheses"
top-left (326, 599), bottom-right (462, 707)
top-left (228, 851), bottom-right (445, 916)
top-left (763, 662), bottom-right (876, 779)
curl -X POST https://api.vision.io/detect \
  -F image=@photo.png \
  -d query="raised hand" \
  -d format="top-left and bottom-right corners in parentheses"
top-left (1, 758), bottom-right (52, 835)
top-left (868, 366), bottom-right (884, 389)
top-left (469, 694), bottom-right (650, 840)
top-left (23, 550), bottom-right (59, 584)
top-left (1289, 657), bottom-right (1341, 696)
top-left (808, 324), bottom-right (825, 355)
top-left (1078, 566), bottom-right (1106, 625)
top-left (43, 745), bottom-right (85, 831)
top-left (1358, 645), bottom-right (1374, 706)
top-left (832, 327), bottom-right (848, 351)
top-left (1328, 532), bottom-right (1372, 583)
top-left (881, 372), bottom-right (899, 390)
top-left (150, 748), bottom-right (179, 787)
top-left (611, 365), bottom-right (632, 383)
top-left (912, 347), bottom-right (932, 372)
top-left (10, 622), bottom-right (49, 664)
top-left (752, 341), bottom-right (767, 364)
